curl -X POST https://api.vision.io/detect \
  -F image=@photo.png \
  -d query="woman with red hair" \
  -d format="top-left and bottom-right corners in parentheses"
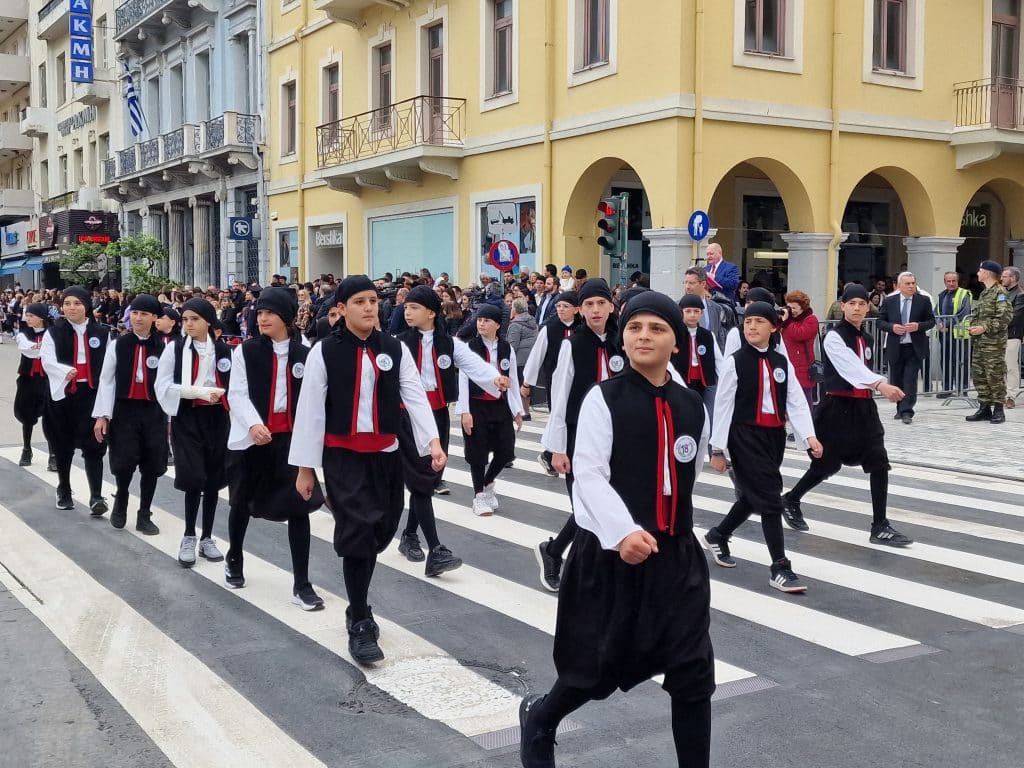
top-left (780, 290), bottom-right (819, 407)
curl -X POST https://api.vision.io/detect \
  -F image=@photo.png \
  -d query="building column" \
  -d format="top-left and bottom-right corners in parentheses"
top-left (902, 236), bottom-right (965, 301)
top-left (642, 227), bottom-right (717, 298)
top-left (166, 203), bottom-right (186, 284)
top-left (191, 198), bottom-right (212, 289)
top-left (1006, 240), bottom-right (1024, 269)
top-left (781, 232), bottom-right (845, 314)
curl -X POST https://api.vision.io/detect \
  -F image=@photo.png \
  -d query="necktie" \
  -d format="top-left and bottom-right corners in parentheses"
top-left (902, 298), bottom-right (911, 325)
top-left (701, 301), bottom-right (710, 330)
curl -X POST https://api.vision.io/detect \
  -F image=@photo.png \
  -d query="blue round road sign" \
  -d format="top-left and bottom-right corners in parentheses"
top-left (488, 239), bottom-right (520, 272)
top-left (688, 210), bottom-right (710, 241)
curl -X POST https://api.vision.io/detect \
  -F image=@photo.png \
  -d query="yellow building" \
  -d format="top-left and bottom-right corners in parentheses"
top-left (265, 0), bottom-right (1024, 310)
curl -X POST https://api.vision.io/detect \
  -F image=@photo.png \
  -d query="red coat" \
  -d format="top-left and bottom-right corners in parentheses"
top-left (781, 310), bottom-right (818, 389)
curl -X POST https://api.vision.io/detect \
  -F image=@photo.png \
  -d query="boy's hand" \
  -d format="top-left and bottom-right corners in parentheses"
top-left (878, 383), bottom-right (905, 402)
top-left (429, 438), bottom-right (447, 472)
top-left (552, 452), bottom-right (571, 474)
top-left (461, 413), bottom-right (474, 435)
top-left (806, 437), bottom-right (823, 459)
top-left (93, 417), bottom-right (108, 443)
top-left (295, 467), bottom-right (315, 501)
top-left (619, 530), bottom-right (659, 564)
top-left (514, 414), bottom-right (523, 432)
top-left (709, 454), bottom-right (728, 473)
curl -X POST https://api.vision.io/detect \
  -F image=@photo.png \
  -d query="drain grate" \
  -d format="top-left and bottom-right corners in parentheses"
top-left (470, 719), bottom-right (581, 750)
top-left (860, 644), bottom-right (941, 664)
top-left (713, 676), bottom-right (777, 701)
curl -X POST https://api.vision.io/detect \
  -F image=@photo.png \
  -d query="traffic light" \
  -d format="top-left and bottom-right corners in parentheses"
top-left (596, 193), bottom-right (628, 261)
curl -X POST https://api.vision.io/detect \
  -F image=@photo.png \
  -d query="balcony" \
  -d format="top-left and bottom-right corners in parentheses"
top-left (114, 0), bottom-right (217, 41)
top-left (951, 77), bottom-right (1024, 169)
top-left (73, 72), bottom-right (114, 106)
top-left (0, 188), bottom-right (33, 226)
top-left (37, 0), bottom-right (68, 40)
top-left (101, 112), bottom-right (261, 197)
top-left (40, 191), bottom-right (77, 215)
top-left (0, 0), bottom-right (28, 27)
top-left (0, 52), bottom-right (30, 93)
top-left (0, 122), bottom-right (32, 159)
top-left (314, 0), bottom-right (412, 27)
top-left (19, 107), bottom-right (51, 138)
top-left (315, 96), bottom-right (465, 196)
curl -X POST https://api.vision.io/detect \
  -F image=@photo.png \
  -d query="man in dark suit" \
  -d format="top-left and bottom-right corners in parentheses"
top-left (877, 272), bottom-right (935, 424)
top-left (534, 275), bottom-right (561, 325)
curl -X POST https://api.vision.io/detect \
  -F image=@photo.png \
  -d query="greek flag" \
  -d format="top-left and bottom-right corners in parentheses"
top-left (123, 64), bottom-right (146, 138)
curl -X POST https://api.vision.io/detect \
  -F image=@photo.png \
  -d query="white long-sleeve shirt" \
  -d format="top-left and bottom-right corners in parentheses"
top-left (710, 348), bottom-right (816, 452)
top-left (91, 334), bottom-right (156, 419)
top-left (287, 342), bottom-right (438, 469)
top-left (411, 332), bottom-right (503, 399)
top-left (685, 326), bottom-right (725, 381)
top-left (40, 321), bottom-right (89, 402)
top-left (571, 386), bottom-right (710, 551)
top-left (455, 338), bottom-right (525, 417)
top-left (822, 330), bottom-right (884, 389)
top-left (724, 326), bottom-right (789, 359)
top-left (521, 320), bottom-right (575, 386)
top-left (17, 332), bottom-right (43, 358)
top-left (155, 336), bottom-right (221, 417)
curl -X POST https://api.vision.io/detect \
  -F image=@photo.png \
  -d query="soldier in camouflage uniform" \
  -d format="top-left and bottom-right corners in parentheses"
top-left (966, 260), bottom-right (1013, 424)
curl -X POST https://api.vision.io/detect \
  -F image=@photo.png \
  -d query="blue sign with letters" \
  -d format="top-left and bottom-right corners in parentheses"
top-left (228, 217), bottom-right (253, 241)
top-left (688, 210), bottom-right (710, 241)
top-left (69, 0), bottom-right (93, 85)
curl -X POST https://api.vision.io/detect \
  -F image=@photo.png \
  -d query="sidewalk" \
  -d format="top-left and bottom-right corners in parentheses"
top-left (0, 338), bottom-right (1017, 480)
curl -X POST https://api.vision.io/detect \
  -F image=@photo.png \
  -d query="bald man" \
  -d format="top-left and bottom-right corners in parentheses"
top-left (704, 243), bottom-right (740, 303)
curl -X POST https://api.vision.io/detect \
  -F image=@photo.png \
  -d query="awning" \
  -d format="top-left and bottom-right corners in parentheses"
top-left (24, 255), bottom-right (48, 271)
top-left (0, 257), bottom-right (27, 276)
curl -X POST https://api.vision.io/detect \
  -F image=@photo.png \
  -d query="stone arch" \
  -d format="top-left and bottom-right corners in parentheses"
top-left (842, 166), bottom-right (936, 237)
top-left (948, 177), bottom-right (1024, 240)
top-left (706, 156), bottom-right (815, 233)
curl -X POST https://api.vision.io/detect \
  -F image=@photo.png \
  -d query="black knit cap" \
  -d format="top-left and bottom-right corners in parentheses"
top-left (744, 301), bottom-right (779, 325)
top-left (25, 302), bottom-right (49, 321)
top-left (746, 287), bottom-right (776, 305)
top-left (578, 277), bottom-right (612, 303)
top-left (620, 290), bottom-right (687, 348)
top-left (336, 274), bottom-right (377, 303)
top-left (555, 291), bottom-right (579, 307)
top-left (62, 286), bottom-right (91, 312)
top-left (129, 293), bottom-right (163, 316)
top-left (181, 297), bottom-right (217, 326)
top-left (162, 305), bottom-right (181, 323)
top-left (679, 293), bottom-right (703, 310)
top-left (476, 303), bottom-right (502, 323)
top-left (841, 282), bottom-right (870, 302)
top-left (255, 286), bottom-right (298, 326)
top-left (618, 287), bottom-right (648, 309)
top-left (406, 285), bottom-right (441, 314)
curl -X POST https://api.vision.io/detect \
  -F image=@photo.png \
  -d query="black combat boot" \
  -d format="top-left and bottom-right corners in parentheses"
top-left (965, 404), bottom-right (993, 422)
top-left (991, 404), bottom-right (1006, 424)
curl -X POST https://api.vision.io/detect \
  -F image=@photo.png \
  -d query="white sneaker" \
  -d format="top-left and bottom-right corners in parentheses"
top-left (178, 535), bottom-right (198, 567)
top-left (472, 493), bottom-right (494, 517)
top-left (198, 537), bottom-right (224, 561)
top-left (483, 482), bottom-right (499, 510)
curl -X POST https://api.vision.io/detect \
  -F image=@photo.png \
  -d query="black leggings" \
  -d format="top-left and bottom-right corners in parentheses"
top-left (533, 679), bottom-right (711, 767)
top-left (56, 453), bottom-right (104, 499)
top-left (184, 485), bottom-right (219, 539)
top-left (404, 491), bottom-right (441, 550)
top-left (788, 466), bottom-right (888, 527)
top-left (343, 555), bottom-right (376, 623)
top-left (226, 506), bottom-right (311, 590)
top-left (469, 461), bottom-right (505, 494)
top-left (547, 515), bottom-right (578, 559)
top-left (114, 471), bottom-right (159, 513)
top-left (22, 423), bottom-right (33, 451)
top-left (716, 497), bottom-right (787, 562)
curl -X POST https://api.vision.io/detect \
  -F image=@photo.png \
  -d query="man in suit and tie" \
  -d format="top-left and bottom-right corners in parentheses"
top-left (877, 272), bottom-right (936, 424)
top-left (704, 242), bottom-right (741, 303)
top-left (682, 266), bottom-right (735, 351)
top-left (534, 274), bottom-right (561, 325)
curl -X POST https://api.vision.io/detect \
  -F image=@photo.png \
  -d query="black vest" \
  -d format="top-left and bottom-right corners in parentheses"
top-left (398, 328), bottom-right (458, 404)
top-left (48, 319), bottom-right (108, 390)
top-left (466, 335), bottom-right (511, 399)
top-left (241, 336), bottom-right (309, 424)
top-left (601, 370), bottom-right (704, 535)
top-left (672, 327), bottom-right (718, 389)
top-left (542, 316), bottom-right (578, 377)
top-left (823, 321), bottom-right (872, 393)
top-left (17, 328), bottom-right (47, 377)
top-left (170, 335), bottom-right (233, 416)
top-left (322, 326), bottom-right (403, 436)
top-left (567, 326), bottom-right (622, 427)
top-left (113, 333), bottom-right (163, 401)
top-left (731, 344), bottom-right (789, 425)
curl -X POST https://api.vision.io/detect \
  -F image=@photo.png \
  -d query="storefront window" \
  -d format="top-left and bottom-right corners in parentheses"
top-left (840, 201), bottom-right (891, 287)
top-left (742, 195), bottom-right (788, 293)
top-left (277, 228), bottom-right (299, 284)
top-left (370, 210), bottom-right (454, 280)
top-left (479, 197), bottom-right (536, 279)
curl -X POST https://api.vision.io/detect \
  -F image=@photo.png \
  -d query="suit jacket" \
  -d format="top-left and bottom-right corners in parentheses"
top-left (706, 259), bottom-right (740, 301)
top-left (535, 292), bottom-right (560, 325)
top-left (878, 292), bottom-right (935, 361)
top-left (701, 296), bottom-right (733, 351)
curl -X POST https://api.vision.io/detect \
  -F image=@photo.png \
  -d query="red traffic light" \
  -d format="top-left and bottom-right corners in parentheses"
top-left (597, 201), bottom-right (616, 216)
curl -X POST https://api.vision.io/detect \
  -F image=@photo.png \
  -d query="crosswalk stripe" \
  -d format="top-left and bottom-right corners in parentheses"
top-left (0, 500), bottom-right (330, 768)
top-left (5, 451), bottom-right (522, 739)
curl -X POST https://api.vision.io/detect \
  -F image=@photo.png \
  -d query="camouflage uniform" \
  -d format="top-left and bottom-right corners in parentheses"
top-left (968, 282), bottom-right (1013, 405)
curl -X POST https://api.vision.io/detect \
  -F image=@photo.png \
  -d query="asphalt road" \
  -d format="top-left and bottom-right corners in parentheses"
top-left (0, 339), bottom-right (1021, 768)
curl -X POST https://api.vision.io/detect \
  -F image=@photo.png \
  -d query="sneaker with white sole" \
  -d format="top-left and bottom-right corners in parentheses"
top-left (483, 482), bottom-right (499, 510)
top-left (870, 522), bottom-right (913, 547)
top-left (703, 527), bottom-right (736, 568)
top-left (178, 535), bottom-right (198, 568)
top-left (292, 583), bottom-right (325, 611)
top-left (535, 539), bottom-right (562, 592)
top-left (537, 453), bottom-right (558, 477)
top-left (769, 558), bottom-right (807, 593)
top-left (198, 537), bottom-right (224, 561)
top-left (472, 493), bottom-right (494, 517)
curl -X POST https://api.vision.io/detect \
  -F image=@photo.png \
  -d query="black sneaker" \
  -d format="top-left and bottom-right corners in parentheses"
top-left (135, 514), bottom-right (159, 536)
top-left (535, 539), bottom-right (562, 592)
top-left (292, 583), bottom-right (325, 611)
top-left (425, 545), bottom-right (463, 577)
top-left (89, 496), bottom-right (108, 518)
top-left (110, 496), bottom-right (128, 529)
top-left (703, 527), bottom-right (736, 568)
top-left (769, 558), bottom-right (807, 593)
top-left (224, 560), bottom-right (245, 589)
top-left (505, 460), bottom-right (514, 469)
top-left (18, 448), bottom-right (32, 467)
top-left (348, 617), bottom-right (385, 664)
top-left (55, 488), bottom-right (73, 510)
top-left (345, 606), bottom-right (380, 636)
top-left (519, 694), bottom-right (557, 768)
top-left (47, 455), bottom-right (57, 472)
top-left (537, 453), bottom-right (558, 477)
top-left (398, 532), bottom-right (425, 562)
top-left (870, 523), bottom-right (913, 547)
top-left (522, 414), bottom-right (531, 422)
top-left (433, 480), bottom-right (451, 496)
top-left (782, 494), bottom-right (809, 532)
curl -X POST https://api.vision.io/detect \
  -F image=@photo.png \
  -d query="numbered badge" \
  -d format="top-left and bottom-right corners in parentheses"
top-left (697, 345), bottom-right (707, 356)
top-left (864, 347), bottom-right (872, 361)
top-left (146, 355), bottom-right (159, 369)
top-left (500, 358), bottom-right (511, 371)
top-left (673, 435), bottom-right (698, 463)
top-left (437, 354), bottom-right (452, 370)
top-left (608, 355), bottom-right (625, 373)
top-left (292, 362), bottom-right (305, 379)
top-left (376, 353), bottom-right (394, 372)
top-left (217, 357), bottom-right (232, 373)
top-left (88, 336), bottom-right (101, 349)
top-left (773, 367), bottom-right (786, 383)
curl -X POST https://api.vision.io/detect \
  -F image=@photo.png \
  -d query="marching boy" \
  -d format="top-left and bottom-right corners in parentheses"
top-left (674, 293), bottom-right (723, 429)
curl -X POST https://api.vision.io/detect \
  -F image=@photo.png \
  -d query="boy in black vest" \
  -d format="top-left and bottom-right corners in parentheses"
top-left (704, 302), bottom-right (822, 593)
top-left (155, 298), bottom-right (231, 568)
top-left (520, 292), bottom-right (580, 475)
top-left (457, 302), bottom-right (526, 516)
top-left (40, 287), bottom-right (109, 513)
top-left (291, 275), bottom-right (445, 664)
top-left (225, 287), bottom-right (325, 609)
top-left (14, 303), bottom-right (51, 467)
top-left (397, 285), bottom-right (509, 574)
top-left (675, 293), bottom-right (723, 430)
top-left (782, 283), bottom-right (913, 546)
top-left (91, 294), bottom-right (167, 534)
top-left (536, 278), bottom-right (623, 591)
top-left (519, 291), bottom-right (714, 768)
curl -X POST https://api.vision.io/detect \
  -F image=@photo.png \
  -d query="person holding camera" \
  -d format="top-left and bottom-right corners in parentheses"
top-left (780, 291), bottom-right (819, 408)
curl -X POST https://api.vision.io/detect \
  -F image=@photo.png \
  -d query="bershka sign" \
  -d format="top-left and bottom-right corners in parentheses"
top-left (314, 226), bottom-right (344, 249)
top-left (69, 0), bottom-right (94, 85)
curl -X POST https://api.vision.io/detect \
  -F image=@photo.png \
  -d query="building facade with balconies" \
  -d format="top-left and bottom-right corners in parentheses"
top-left (266, 0), bottom-right (1024, 311)
top-left (100, 0), bottom-right (265, 288)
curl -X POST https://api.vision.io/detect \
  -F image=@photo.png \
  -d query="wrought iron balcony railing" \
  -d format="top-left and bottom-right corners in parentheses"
top-left (41, 191), bottom-right (76, 214)
top-left (316, 95), bottom-right (466, 168)
top-left (118, 146), bottom-right (137, 176)
top-left (102, 157), bottom-right (116, 185)
top-left (115, 0), bottom-right (172, 37)
top-left (955, 77), bottom-right (1024, 130)
top-left (38, 0), bottom-right (64, 22)
top-left (140, 137), bottom-right (160, 169)
top-left (164, 127), bottom-right (185, 161)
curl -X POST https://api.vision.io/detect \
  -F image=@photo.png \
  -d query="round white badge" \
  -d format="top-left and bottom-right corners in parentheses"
top-left (217, 357), bottom-right (232, 373)
top-left (500, 358), bottom-right (511, 371)
top-left (608, 355), bottom-right (625, 373)
top-left (697, 345), bottom-right (707, 356)
top-left (146, 355), bottom-right (159, 369)
top-left (88, 336), bottom-right (101, 349)
top-left (773, 367), bottom-right (786, 383)
top-left (437, 354), bottom-right (452, 370)
top-left (377, 353), bottom-right (394, 372)
top-left (864, 347), bottom-right (872, 361)
top-left (674, 435), bottom-right (698, 463)
top-left (292, 362), bottom-right (305, 379)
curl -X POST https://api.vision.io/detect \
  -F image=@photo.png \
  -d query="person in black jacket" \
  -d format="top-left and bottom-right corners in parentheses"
top-left (876, 272), bottom-right (935, 424)
top-left (13, 303), bottom-right (52, 467)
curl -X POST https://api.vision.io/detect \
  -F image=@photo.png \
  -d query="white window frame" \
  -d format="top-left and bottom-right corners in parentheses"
top-left (278, 68), bottom-right (299, 162)
top-left (480, 0), bottom-right (519, 112)
top-left (470, 183), bottom-right (543, 282)
top-left (368, 25), bottom-right (397, 115)
top-left (862, 0), bottom-right (925, 90)
top-left (733, 0), bottom-right (804, 74)
top-left (319, 52), bottom-right (342, 125)
top-left (416, 5), bottom-right (449, 99)
top-left (567, 0), bottom-right (618, 88)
